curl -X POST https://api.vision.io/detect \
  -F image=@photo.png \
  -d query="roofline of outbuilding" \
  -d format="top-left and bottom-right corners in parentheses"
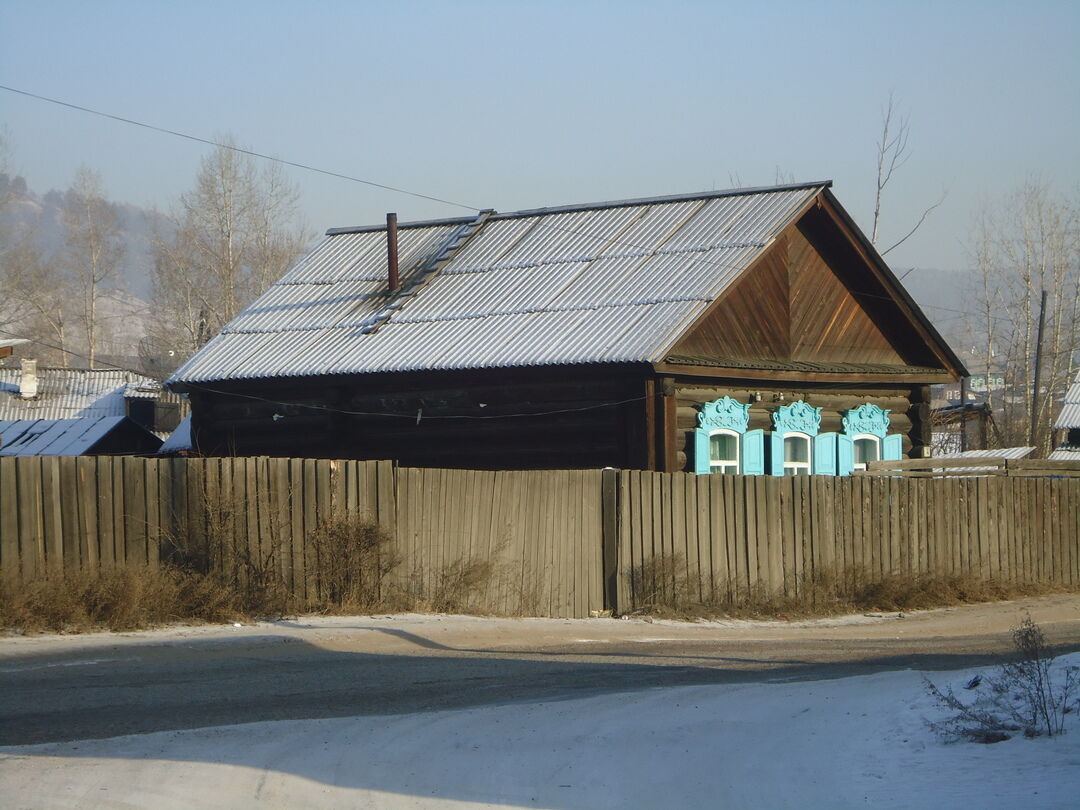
top-left (325, 181), bottom-right (833, 236)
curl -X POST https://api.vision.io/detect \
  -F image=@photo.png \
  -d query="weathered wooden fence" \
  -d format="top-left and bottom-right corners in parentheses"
top-left (615, 472), bottom-right (1080, 610)
top-left (1, 456), bottom-right (1077, 617)
top-left (0, 457), bottom-right (603, 618)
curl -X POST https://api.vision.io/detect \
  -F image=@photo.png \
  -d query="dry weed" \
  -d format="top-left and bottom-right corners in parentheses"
top-left (624, 553), bottom-right (1065, 620)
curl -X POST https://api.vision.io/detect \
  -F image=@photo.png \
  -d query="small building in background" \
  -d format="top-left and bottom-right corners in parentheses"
top-left (1050, 371), bottom-right (1080, 461)
top-left (0, 359), bottom-right (187, 456)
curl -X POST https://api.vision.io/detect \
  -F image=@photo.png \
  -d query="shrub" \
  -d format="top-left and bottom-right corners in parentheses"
top-left (305, 513), bottom-right (400, 611)
top-left (924, 616), bottom-right (1079, 742)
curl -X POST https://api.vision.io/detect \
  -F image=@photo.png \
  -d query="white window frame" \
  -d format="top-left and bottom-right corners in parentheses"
top-left (783, 432), bottom-right (812, 476)
top-left (708, 428), bottom-right (740, 475)
top-left (852, 433), bottom-right (881, 471)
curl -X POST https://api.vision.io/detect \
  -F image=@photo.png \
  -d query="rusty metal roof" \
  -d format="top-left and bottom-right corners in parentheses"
top-left (168, 183), bottom-right (828, 387)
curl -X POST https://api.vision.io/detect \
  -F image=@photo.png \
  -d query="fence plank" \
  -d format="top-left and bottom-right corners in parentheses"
top-left (0, 458), bottom-right (18, 582)
top-left (41, 458), bottom-right (64, 574)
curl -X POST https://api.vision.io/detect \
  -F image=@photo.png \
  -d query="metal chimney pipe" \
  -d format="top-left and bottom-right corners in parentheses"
top-left (386, 212), bottom-right (400, 293)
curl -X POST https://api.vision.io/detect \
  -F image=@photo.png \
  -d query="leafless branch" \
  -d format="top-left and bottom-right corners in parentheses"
top-left (881, 190), bottom-right (948, 256)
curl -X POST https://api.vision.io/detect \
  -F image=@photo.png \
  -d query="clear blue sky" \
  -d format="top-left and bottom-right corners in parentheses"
top-left (1, 0), bottom-right (1077, 276)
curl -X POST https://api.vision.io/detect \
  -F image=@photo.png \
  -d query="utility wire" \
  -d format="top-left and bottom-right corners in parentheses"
top-left (5, 83), bottom-right (978, 318)
top-left (0, 327), bottom-right (649, 421)
top-left (0, 84), bottom-right (481, 212)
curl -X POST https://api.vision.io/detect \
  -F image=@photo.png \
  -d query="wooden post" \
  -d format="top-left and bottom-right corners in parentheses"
top-left (601, 467), bottom-right (619, 614)
top-left (659, 377), bottom-right (677, 472)
top-left (959, 376), bottom-right (970, 452)
top-left (1030, 289), bottom-right (1048, 449)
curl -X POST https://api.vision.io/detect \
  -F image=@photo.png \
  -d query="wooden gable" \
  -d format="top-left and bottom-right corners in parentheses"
top-left (670, 200), bottom-right (949, 371)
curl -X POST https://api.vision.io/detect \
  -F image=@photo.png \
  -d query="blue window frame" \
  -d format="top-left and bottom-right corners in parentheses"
top-left (694, 397), bottom-right (765, 475)
top-left (768, 400), bottom-right (838, 476)
top-left (839, 403), bottom-right (904, 475)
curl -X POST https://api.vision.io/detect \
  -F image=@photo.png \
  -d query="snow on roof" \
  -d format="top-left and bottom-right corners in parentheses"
top-left (158, 414), bottom-right (192, 454)
top-left (0, 366), bottom-right (162, 421)
top-left (0, 416), bottom-right (128, 456)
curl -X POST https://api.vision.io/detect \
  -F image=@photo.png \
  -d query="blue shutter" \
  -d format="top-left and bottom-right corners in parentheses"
top-left (813, 433), bottom-right (838, 476)
top-left (694, 429), bottom-right (711, 475)
top-left (742, 429), bottom-right (765, 476)
top-left (882, 434), bottom-right (904, 461)
top-left (837, 433), bottom-right (854, 476)
top-left (770, 432), bottom-right (785, 476)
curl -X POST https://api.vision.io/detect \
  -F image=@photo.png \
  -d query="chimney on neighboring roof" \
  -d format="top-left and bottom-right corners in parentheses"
top-left (386, 212), bottom-right (400, 293)
top-left (19, 358), bottom-right (38, 400)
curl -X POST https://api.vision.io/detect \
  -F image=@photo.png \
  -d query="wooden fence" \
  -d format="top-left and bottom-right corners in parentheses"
top-left (1, 456), bottom-right (1077, 617)
top-left (614, 472), bottom-right (1079, 610)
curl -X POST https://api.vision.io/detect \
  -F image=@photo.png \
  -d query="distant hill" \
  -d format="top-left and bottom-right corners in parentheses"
top-left (0, 172), bottom-right (162, 298)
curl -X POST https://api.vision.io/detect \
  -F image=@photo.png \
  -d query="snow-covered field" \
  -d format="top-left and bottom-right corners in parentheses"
top-left (2, 655), bottom-right (1077, 810)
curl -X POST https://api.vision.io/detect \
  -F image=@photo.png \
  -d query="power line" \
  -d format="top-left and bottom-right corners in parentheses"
top-left (6, 83), bottom-right (983, 317)
top-left (0, 327), bottom-right (648, 421)
top-left (0, 83), bottom-right (481, 212)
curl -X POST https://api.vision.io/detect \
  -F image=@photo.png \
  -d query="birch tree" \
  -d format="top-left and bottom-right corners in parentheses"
top-left (148, 136), bottom-right (308, 363)
top-left (870, 93), bottom-right (945, 256)
top-left (61, 168), bottom-right (125, 368)
top-left (967, 182), bottom-right (1080, 454)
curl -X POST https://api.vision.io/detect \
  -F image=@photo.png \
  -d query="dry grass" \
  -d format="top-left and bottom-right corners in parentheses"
top-left (625, 553), bottom-right (1065, 620)
top-left (0, 565), bottom-right (244, 634)
top-left (1, 513), bottom-right (408, 634)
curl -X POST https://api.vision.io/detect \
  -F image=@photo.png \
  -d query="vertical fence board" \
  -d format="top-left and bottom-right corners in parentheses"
top-left (0, 458), bottom-right (18, 582)
top-left (41, 458), bottom-right (64, 574)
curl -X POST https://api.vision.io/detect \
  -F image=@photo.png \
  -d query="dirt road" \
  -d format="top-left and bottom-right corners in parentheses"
top-left (3, 594), bottom-right (1079, 746)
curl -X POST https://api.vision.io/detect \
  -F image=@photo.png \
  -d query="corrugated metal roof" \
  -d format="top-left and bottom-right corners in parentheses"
top-left (159, 415), bottom-right (192, 454)
top-left (0, 416), bottom-right (128, 456)
top-left (936, 447), bottom-right (1035, 460)
top-left (1053, 371), bottom-right (1080, 428)
top-left (1048, 447), bottom-right (1080, 461)
top-left (0, 367), bottom-right (163, 421)
top-left (168, 183), bottom-right (826, 386)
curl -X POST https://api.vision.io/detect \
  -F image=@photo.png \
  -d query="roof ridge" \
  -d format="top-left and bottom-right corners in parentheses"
top-left (323, 182), bottom-right (832, 235)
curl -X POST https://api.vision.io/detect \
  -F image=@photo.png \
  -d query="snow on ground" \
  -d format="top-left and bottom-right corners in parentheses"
top-left (2, 654), bottom-right (1077, 810)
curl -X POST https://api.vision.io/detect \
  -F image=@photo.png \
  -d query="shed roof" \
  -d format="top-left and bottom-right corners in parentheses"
top-left (1053, 370), bottom-right (1080, 429)
top-left (0, 366), bottom-right (163, 421)
top-left (0, 416), bottom-right (131, 456)
top-left (936, 447), bottom-right (1035, 460)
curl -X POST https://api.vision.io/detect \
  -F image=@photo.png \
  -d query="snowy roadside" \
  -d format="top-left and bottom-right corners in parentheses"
top-left (2, 654), bottom-right (1077, 810)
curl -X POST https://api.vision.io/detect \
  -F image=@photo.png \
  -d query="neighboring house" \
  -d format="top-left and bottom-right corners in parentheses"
top-left (0, 360), bottom-right (185, 456)
top-left (166, 182), bottom-right (966, 474)
top-left (0, 339), bottom-right (29, 361)
top-left (1050, 370), bottom-right (1080, 461)
top-left (930, 402), bottom-right (991, 455)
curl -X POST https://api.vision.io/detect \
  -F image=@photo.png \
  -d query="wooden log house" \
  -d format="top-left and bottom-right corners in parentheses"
top-left (166, 182), bottom-right (966, 474)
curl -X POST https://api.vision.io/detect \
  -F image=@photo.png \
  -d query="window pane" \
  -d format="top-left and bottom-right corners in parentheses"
top-left (855, 438), bottom-right (879, 464)
top-left (710, 433), bottom-right (737, 462)
top-left (784, 436), bottom-right (808, 463)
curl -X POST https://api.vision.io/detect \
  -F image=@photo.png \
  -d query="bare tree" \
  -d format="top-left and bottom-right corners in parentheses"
top-left (3, 227), bottom-right (72, 366)
top-left (61, 168), bottom-right (125, 368)
top-left (966, 182), bottom-right (1080, 454)
top-left (870, 92), bottom-right (946, 256)
top-left (148, 135), bottom-right (308, 364)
